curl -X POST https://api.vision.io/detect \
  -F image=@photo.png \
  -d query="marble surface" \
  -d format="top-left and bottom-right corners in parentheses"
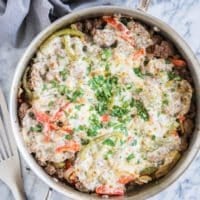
top-left (0, 0), bottom-right (200, 199)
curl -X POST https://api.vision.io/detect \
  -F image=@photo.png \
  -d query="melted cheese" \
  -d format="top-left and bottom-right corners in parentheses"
top-left (21, 17), bottom-right (193, 192)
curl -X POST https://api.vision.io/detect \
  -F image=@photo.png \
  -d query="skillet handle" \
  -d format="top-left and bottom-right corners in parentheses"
top-left (137, 0), bottom-right (151, 12)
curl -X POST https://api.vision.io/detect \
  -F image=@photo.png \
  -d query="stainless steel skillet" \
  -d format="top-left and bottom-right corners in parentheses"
top-left (9, 0), bottom-right (200, 199)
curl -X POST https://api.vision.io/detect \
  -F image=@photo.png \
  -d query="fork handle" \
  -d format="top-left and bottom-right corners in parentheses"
top-left (11, 183), bottom-right (26, 200)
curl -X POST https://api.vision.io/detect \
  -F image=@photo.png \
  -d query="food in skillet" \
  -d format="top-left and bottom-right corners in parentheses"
top-left (18, 15), bottom-right (195, 196)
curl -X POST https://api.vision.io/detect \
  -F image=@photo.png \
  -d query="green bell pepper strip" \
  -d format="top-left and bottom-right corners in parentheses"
top-left (22, 67), bottom-right (33, 101)
top-left (140, 166), bottom-right (157, 176)
top-left (40, 28), bottom-right (84, 51)
top-left (62, 36), bottom-right (76, 61)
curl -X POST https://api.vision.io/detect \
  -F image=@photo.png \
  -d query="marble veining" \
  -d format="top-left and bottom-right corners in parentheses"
top-left (0, 0), bottom-right (200, 199)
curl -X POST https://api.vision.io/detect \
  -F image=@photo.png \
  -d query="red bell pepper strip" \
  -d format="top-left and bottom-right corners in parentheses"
top-left (171, 59), bottom-right (186, 67)
top-left (55, 141), bottom-right (80, 153)
top-left (53, 103), bottom-right (70, 121)
top-left (133, 48), bottom-right (145, 60)
top-left (118, 175), bottom-right (135, 184)
top-left (96, 185), bottom-right (124, 196)
top-left (35, 111), bottom-right (51, 124)
top-left (103, 16), bottom-right (135, 47)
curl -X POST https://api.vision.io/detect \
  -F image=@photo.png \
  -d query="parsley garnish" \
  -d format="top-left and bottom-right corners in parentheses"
top-left (132, 139), bottom-right (137, 146)
top-left (126, 153), bottom-right (135, 162)
top-left (81, 138), bottom-right (90, 145)
top-left (30, 123), bottom-right (43, 132)
top-left (133, 68), bottom-right (143, 78)
top-left (151, 135), bottom-right (156, 140)
top-left (87, 114), bottom-right (102, 137)
top-left (101, 48), bottom-right (112, 60)
top-left (58, 85), bottom-right (68, 96)
top-left (103, 138), bottom-right (115, 147)
top-left (65, 134), bottom-right (72, 140)
top-left (75, 104), bottom-right (84, 110)
top-left (70, 89), bottom-right (83, 102)
top-left (131, 98), bottom-right (149, 121)
top-left (59, 69), bottom-right (68, 81)
top-left (167, 71), bottom-right (181, 81)
top-left (48, 101), bottom-right (54, 107)
top-left (89, 75), bottom-right (118, 114)
top-left (104, 150), bottom-right (113, 160)
top-left (111, 105), bottom-right (129, 118)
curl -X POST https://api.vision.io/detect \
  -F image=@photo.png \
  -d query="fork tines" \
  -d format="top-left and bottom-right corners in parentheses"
top-left (0, 87), bottom-right (16, 161)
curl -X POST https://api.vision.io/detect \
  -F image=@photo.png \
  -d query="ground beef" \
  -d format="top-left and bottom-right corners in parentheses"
top-left (18, 103), bottom-right (29, 120)
top-left (37, 159), bottom-right (47, 167)
top-left (152, 34), bottom-right (163, 45)
top-left (74, 18), bottom-right (105, 35)
top-left (183, 118), bottom-right (194, 135)
top-left (153, 40), bottom-right (174, 58)
top-left (75, 182), bottom-right (89, 192)
top-left (73, 22), bottom-right (83, 32)
top-left (45, 164), bottom-right (56, 175)
top-left (179, 136), bottom-right (189, 151)
top-left (146, 34), bottom-right (175, 59)
top-left (56, 169), bottom-right (65, 179)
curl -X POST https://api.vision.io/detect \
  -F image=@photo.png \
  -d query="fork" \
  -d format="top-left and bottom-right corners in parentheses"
top-left (0, 87), bottom-right (25, 200)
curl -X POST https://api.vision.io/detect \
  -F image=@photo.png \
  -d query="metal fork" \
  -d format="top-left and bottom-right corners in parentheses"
top-left (0, 87), bottom-right (25, 200)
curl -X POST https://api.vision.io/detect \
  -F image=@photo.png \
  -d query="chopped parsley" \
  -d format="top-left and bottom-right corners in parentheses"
top-left (103, 138), bottom-right (116, 147)
top-left (126, 153), bottom-right (135, 162)
top-left (48, 101), bottom-right (54, 107)
top-left (77, 125), bottom-right (87, 131)
top-left (87, 65), bottom-right (92, 75)
top-left (111, 105), bottom-right (129, 118)
top-left (108, 121), bottom-right (128, 135)
top-left (42, 83), bottom-right (48, 91)
top-left (125, 84), bottom-right (133, 90)
top-left (151, 135), bottom-right (156, 140)
top-left (75, 104), bottom-right (84, 110)
top-left (162, 93), bottom-right (169, 106)
top-left (101, 48), bottom-right (112, 60)
top-left (104, 150), bottom-right (113, 160)
top-left (30, 123), bottom-right (43, 132)
top-left (131, 139), bottom-right (137, 146)
top-left (87, 128), bottom-right (98, 137)
top-left (131, 98), bottom-right (149, 121)
top-left (87, 114), bottom-right (102, 137)
top-left (133, 68), bottom-right (143, 78)
top-left (50, 80), bottom-right (58, 88)
top-left (58, 85), bottom-right (68, 96)
top-left (135, 88), bottom-right (143, 94)
top-left (167, 71), bottom-right (181, 81)
top-left (95, 102), bottom-right (108, 115)
top-left (89, 75), bottom-right (118, 114)
top-left (81, 138), bottom-right (90, 145)
top-left (71, 89), bottom-right (83, 102)
top-left (65, 134), bottom-right (72, 140)
top-left (59, 69), bottom-right (68, 81)
top-left (65, 88), bottom-right (83, 102)
top-left (162, 99), bottom-right (169, 105)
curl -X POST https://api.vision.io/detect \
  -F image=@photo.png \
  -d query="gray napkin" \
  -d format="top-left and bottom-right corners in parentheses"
top-left (0, 0), bottom-right (129, 97)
